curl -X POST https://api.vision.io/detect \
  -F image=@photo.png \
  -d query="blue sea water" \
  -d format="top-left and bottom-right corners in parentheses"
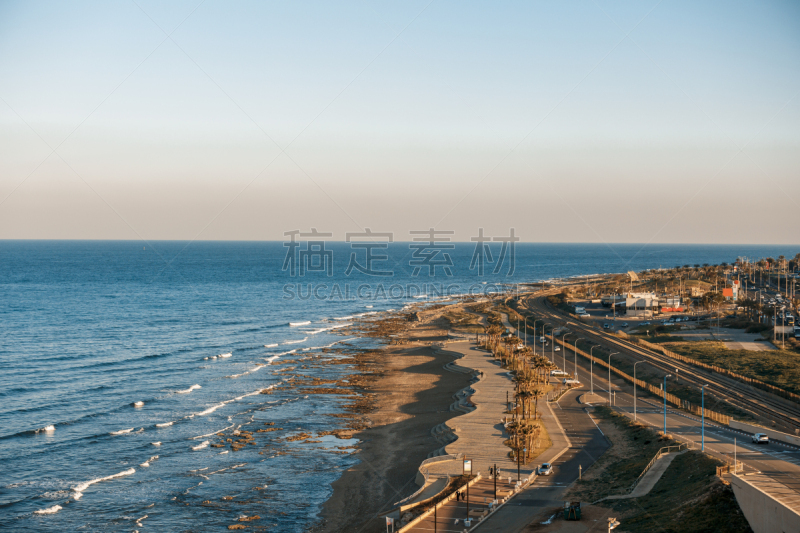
top-left (0, 240), bottom-right (796, 531)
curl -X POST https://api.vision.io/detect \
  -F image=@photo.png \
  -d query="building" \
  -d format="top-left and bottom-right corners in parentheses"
top-left (626, 292), bottom-right (658, 317)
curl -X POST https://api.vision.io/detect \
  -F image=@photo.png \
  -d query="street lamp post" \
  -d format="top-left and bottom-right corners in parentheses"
top-left (608, 352), bottom-right (619, 405)
top-left (590, 345), bottom-right (600, 395)
top-left (563, 333), bottom-right (571, 373)
top-left (701, 384), bottom-right (708, 451)
top-left (533, 319), bottom-right (542, 356)
top-left (633, 361), bottom-right (647, 421)
top-left (573, 338), bottom-right (583, 381)
top-left (663, 374), bottom-right (672, 434)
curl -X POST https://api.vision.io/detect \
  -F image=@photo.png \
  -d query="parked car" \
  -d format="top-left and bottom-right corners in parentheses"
top-left (752, 433), bottom-right (769, 444)
top-left (537, 463), bottom-right (553, 476)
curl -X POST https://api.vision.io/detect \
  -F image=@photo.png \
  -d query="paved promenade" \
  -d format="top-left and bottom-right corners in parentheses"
top-left (402, 340), bottom-right (570, 532)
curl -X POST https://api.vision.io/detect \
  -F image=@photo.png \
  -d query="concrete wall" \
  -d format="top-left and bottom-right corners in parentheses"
top-left (730, 474), bottom-right (800, 533)
top-left (729, 420), bottom-right (800, 446)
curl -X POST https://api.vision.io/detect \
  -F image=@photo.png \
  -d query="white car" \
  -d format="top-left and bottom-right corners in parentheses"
top-left (554, 346), bottom-right (561, 351)
top-left (537, 463), bottom-right (553, 476)
top-left (752, 433), bottom-right (769, 444)
top-left (551, 370), bottom-right (569, 377)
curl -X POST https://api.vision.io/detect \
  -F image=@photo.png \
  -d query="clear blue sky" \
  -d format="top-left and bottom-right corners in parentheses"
top-left (1, 0), bottom-right (798, 243)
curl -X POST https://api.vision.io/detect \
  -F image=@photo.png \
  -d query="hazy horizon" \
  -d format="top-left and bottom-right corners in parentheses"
top-left (1, 1), bottom-right (799, 244)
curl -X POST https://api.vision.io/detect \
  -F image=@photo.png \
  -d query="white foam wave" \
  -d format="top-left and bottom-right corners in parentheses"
top-left (192, 424), bottom-right (234, 440)
top-left (156, 422), bottom-right (173, 428)
top-left (275, 349), bottom-right (296, 356)
top-left (218, 450), bottom-right (229, 455)
top-left (192, 440), bottom-right (209, 451)
top-left (365, 305), bottom-right (373, 308)
top-left (36, 425), bottom-right (56, 433)
top-left (136, 515), bottom-right (148, 527)
top-left (133, 401), bottom-right (144, 407)
top-left (333, 315), bottom-right (354, 320)
top-left (151, 442), bottom-right (161, 446)
top-left (110, 428), bottom-right (134, 435)
top-left (72, 468), bottom-right (135, 501)
top-left (196, 403), bottom-right (225, 416)
top-left (140, 462), bottom-right (150, 467)
top-left (34, 505), bottom-right (62, 515)
top-left (283, 337), bottom-right (307, 345)
top-left (289, 320), bottom-right (311, 326)
top-left (264, 343), bottom-right (278, 348)
top-left (176, 384), bottom-right (201, 394)
top-left (218, 353), bottom-right (232, 358)
top-left (264, 355), bottom-right (280, 364)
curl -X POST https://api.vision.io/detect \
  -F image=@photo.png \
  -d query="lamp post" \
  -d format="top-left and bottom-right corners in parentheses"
top-left (663, 374), bottom-right (672, 434)
top-left (563, 333), bottom-right (571, 373)
top-left (573, 338), bottom-right (583, 381)
top-left (590, 345), bottom-right (600, 394)
top-left (701, 384), bottom-right (708, 451)
top-left (533, 319), bottom-right (542, 356)
top-left (523, 317), bottom-right (527, 348)
top-left (633, 361), bottom-right (647, 421)
top-left (608, 352), bottom-right (619, 405)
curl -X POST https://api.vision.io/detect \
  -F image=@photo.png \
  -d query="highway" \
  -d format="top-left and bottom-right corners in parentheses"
top-left (519, 293), bottom-right (800, 434)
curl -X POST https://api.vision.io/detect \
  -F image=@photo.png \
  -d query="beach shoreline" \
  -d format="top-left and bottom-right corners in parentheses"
top-left (311, 306), bottom-right (474, 533)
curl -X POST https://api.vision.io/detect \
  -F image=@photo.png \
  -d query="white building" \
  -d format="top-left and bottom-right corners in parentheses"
top-left (626, 292), bottom-right (658, 317)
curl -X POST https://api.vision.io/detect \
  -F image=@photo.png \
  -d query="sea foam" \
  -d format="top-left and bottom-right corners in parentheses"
top-left (156, 422), bottom-right (173, 428)
top-left (282, 337), bottom-right (307, 345)
top-left (110, 428), bottom-right (134, 435)
top-left (192, 440), bottom-right (209, 451)
top-left (34, 505), bottom-right (62, 515)
top-left (176, 384), bottom-right (201, 394)
top-left (289, 320), bottom-right (311, 326)
top-left (72, 468), bottom-right (135, 501)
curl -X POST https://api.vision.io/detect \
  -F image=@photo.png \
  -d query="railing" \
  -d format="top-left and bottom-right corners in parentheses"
top-left (629, 444), bottom-right (687, 492)
top-left (551, 336), bottom-right (732, 425)
top-left (716, 461), bottom-right (745, 478)
top-left (635, 338), bottom-right (800, 403)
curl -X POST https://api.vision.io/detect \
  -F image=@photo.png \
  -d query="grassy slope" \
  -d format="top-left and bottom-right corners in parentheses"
top-left (567, 407), bottom-right (752, 533)
top-left (665, 341), bottom-right (800, 396)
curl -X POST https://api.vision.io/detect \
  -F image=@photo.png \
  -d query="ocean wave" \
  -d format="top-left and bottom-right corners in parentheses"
top-left (110, 428), bottom-right (134, 435)
top-left (176, 384), bottom-right (201, 394)
top-left (192, 424), bottom-right (234, 440)
top-left (34, 505), bottom-right (62, 515)
top-left (308, 323), bottom-right (351, 335)
top-left (282, 337), bottom-right (307, 345)
top-left (218, 450), bottom-right (228, 454)
top-left (133, 401), bottom-right (144, 407)
top-left (218, 353), bottom-right (232, 358)
top-left (289, 321), bottom-right (311, 327)
top-left (151, 442), bottom-right (161, 446)
top-left (264, 343), bottom-right (278, 348)
top-left (72, 468), bottom-right (135, 501)
top-left (365, 305), bottom-right (373, 308)
top-left (195, 403), bottom-right (226, 416)
top-left (141, 454), bottom-right (159, 467)
top-left (264, 355), bottom-right (280, 364)
top-left (156, 422), bottom-right (173, 428)
top-left (333, 315), bottom-right (354, 320)
top-left (36, 425), bottom-right (56, 433)
top-left (191, 440), bottom-right (209, 451)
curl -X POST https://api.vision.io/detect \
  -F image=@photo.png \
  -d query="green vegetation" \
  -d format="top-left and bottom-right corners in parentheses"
top-left (567, 406), bottom-right (680, 503)
top-left (567, 407), bottom-right (752, 533)
top-left (665, 341), bottom-right (800, 396)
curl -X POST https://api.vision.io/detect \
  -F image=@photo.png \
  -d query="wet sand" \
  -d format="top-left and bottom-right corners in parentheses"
top-left (312, 317), bottom-right (473, 533)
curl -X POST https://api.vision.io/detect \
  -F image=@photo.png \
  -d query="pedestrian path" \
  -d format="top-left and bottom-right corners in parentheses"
top-left (400, 339), bottom-right (570, 532)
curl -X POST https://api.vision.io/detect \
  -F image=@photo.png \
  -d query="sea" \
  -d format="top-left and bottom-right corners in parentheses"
top-left (1, 240), bottom-right (795, 531)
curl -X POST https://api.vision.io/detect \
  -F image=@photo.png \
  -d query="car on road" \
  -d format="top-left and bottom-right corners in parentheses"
top-left (752, 433), bottom-right (769, 444)
top-left (642, 321), bottom-right (651, 325)
top-left (562, 378), bottom-right (581, 386)
top-left (551, 370), bottom-right (569, 377)
top-left (554, 346), bottom-right (561, 351)
top-left (621, 322), bottom-right (629, 327)
top-left (603, 323), bottom-right (610, 329)
top-left (537, 463), bottom-right (553, 476)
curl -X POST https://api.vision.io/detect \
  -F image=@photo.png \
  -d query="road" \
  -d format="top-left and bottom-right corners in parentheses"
top-left (520, 293), bottom-right (800, 434)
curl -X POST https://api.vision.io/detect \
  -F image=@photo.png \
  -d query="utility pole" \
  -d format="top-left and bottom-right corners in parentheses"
top-left (701, 384), bottom-right (708, 451)
top-left (634, 361), bottom-right (647, 421)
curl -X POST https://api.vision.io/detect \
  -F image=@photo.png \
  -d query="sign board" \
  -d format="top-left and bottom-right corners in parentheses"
top-left (722, 288), bottom-right (733, 298)
top-left (661, 307), bottom-right (684, 313)
top-left (385, 517), bottom-right (394, 525)
top-left (463, 459), bottom-right (472, 474)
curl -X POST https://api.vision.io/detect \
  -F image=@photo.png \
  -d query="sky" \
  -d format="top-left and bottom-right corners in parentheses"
top-left (0, 0), bottom-right (799, 244)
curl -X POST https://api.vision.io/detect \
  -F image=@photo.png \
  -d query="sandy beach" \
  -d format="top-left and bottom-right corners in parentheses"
top-left (313, 310), bottom-right (473, 532)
